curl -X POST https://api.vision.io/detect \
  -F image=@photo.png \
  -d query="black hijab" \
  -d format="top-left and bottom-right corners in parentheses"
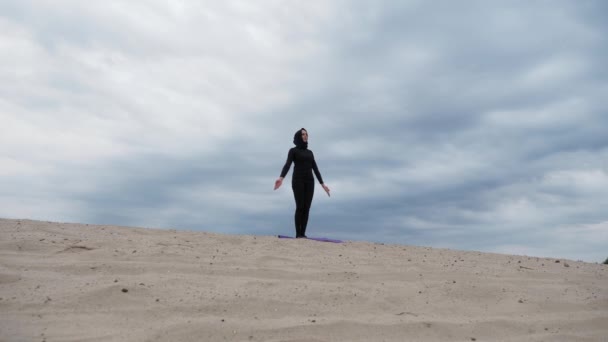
top-left (293, 128), bottom-right (308, 149)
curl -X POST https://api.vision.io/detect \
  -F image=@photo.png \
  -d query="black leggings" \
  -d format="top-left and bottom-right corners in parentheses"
top-left (292, 181), bottom-right (314, 237)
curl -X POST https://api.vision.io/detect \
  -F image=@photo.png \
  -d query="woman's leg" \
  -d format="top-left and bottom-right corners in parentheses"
top-left (300, 181), bottom-right (315, 237)
top-left (292, 181), bottom-right (305, 237)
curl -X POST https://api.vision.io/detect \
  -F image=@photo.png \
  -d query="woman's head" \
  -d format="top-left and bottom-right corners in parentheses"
top-left (293, 128), bottom-right (308, 149)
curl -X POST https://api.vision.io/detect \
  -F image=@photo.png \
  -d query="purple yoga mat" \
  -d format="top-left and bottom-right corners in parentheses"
top-left (278, 235), bottom-right (343, 243)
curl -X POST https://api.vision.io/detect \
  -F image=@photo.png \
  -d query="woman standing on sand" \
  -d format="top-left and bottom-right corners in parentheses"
top-left (274, 128), bottom-right (330, 238)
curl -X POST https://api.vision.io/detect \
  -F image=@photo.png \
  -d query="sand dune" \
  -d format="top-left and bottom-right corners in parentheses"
top-left (1, 218), bottom-right (606, 341)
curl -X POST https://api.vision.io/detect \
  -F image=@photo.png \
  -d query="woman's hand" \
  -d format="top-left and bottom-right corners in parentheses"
top-left (322, 184), bottom-right (331, 197)
top-left (274, 177), bottom-right (284, 190)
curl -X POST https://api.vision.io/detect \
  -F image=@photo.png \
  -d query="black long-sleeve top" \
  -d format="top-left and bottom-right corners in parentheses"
top-left (280, 147), bottom-right (324, 184)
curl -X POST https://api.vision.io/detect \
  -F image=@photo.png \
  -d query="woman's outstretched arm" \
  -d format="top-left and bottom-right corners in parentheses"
top-left (275, 148), bottom-right (295, 190)
top-left (312, 159), bottom-right (331, 197)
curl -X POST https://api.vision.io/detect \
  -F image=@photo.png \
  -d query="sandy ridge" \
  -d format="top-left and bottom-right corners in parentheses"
top-left (1, 218), bottom-right (606, 341)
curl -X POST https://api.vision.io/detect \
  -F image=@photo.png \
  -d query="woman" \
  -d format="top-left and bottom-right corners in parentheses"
top-left (274, 128), bottom-right (330, 238)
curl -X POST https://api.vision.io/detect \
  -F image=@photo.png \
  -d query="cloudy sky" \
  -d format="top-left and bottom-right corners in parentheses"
top-left (1, 1), bottom-right (607, 262)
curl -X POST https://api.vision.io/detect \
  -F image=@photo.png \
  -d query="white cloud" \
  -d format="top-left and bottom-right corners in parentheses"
top-left (494, 221), bottom-right (608, 262)
top-left (483, 97), bottom-right (589, 130)
top-left (542, 168), bottom-right (608, 195)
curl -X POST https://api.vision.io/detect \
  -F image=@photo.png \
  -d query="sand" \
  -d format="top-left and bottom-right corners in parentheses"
top-left (1, 218), bottom-right (606, 341)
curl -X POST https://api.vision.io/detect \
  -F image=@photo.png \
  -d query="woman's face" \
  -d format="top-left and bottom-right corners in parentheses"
top-left (301, 130), bottom-right (308, 142)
